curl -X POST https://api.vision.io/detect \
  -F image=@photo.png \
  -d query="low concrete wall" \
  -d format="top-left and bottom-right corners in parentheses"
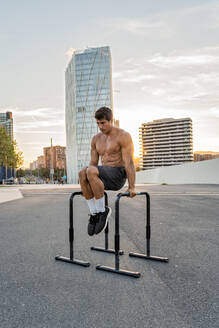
top-left (136, 158), bottom-right (219, 184)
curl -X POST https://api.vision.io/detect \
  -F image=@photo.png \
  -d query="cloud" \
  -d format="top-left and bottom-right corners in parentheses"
top-left (4, 107), bottom-right (65, 137)
top-left (147, 54), bottom-right (219, 68)
top-left (15, 130), bottom-right (65, 134)
top-left (209, 107), bottom-right (219, 118)
top-left (121, 74), bottom-right (157, 83)
top-left (111, 17), bottom-right (166, 35)
top-left (15, 120), bottom-right (64, 131)
top-left (12, 107), bottom-right (63, 118)
top-left (113, 45), bottom-right (219, 110)
top-left (103, 16), bottom-right (172, 38)
top-left (113, 43), bottom-right (219, 153)
top-left (100, 1), bottom-right (219, 45)
top-left (112, 72), bottom-right (124, 79)
top-left (65, 48), bottom-right (77, 58)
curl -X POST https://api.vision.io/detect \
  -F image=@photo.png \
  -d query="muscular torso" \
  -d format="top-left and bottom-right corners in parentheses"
top-left (95, 128), bottom-right (125, 167)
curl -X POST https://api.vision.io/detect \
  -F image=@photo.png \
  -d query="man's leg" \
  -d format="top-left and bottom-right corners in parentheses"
top-left (79, 166), bottom-right (105, 213)
top-left (79, 167), bottom-right (98, 215)
top-left (79, 167), bottom-right (98, 236)
top-left (86, 166), bottom-right (104, 200)
top-left (86, 166), bottom-right (112, 234)
top-left (78, 167), bottom-right (94, 200)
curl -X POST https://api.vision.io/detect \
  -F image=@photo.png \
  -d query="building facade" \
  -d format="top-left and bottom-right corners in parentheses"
top-left (37, 155), bottom-right (45, 169)
top-left (139, 118), bottom-right (194, 170)
top-left (65, 46), bottom-right (113, 183)
top-left (0, 112), bottom-right (13, 140)
top-left (43, 146), bottom-right (66, 170)
top-left (194, 151), bottom-right (219, 162)
top-left (0, 111), bottom-right (14, 182)
top-left (30, 160), bottom-right (38, 170)
top-left (54, 146), bottom-right (66, 169)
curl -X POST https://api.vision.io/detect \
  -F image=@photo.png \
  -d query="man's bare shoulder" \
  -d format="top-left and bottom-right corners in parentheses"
top-left (111, 126), bottom-right (128, 136)
top-left (115, 128), bottom-right (132, 140)
top-left (92, 132), bottom-right (102, 139)
top-left (91, 132), bottom-right (102, 144)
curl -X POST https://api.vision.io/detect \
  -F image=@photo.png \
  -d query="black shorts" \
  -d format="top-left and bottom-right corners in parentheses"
top-left (97, 166), bottom-right (127, 191)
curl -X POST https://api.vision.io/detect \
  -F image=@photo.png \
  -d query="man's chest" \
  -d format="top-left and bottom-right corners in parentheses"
top-left (96, 137), bottom-right (121, 155)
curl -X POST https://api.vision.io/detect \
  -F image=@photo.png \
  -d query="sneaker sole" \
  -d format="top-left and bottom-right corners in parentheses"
top-left (97, 207), bottom-right (112, 234)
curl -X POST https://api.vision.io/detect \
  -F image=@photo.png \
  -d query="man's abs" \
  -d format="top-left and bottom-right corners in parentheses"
top-left (101, 152), bottom-right (124, 167)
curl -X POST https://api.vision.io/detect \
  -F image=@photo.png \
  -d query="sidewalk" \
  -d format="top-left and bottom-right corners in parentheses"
top-left (0, 184), bottom-right (80, 204)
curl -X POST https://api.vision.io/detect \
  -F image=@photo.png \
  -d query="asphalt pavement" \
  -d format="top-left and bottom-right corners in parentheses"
top-left (0, 184), bottom-right (218, 328)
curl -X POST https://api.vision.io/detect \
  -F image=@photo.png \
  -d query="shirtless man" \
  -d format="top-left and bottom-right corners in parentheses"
top-left (79, 107), bottom-right (136, 236)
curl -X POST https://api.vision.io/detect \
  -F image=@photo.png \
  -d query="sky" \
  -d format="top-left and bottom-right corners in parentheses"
top-left (0, 0), bottom-right (219, 167)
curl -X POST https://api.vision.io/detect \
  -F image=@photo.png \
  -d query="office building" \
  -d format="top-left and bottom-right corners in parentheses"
top-left (65, 46), bottom-right (113, 183)
top-left (54, 146), bottom-right (66, 169)
top-left (30, 161), bottom-right (38, 170)
top-left (0, 112), bottom-right (13, 140)
top-left (43, 145), bottom-right (66, 170)
top-left (37, 155), bottom-right (45, 169)
top-left (194, 151), bottom-right (219, 162)
top-left (0, 111), bottom-right (14, 183)
top-left (139, 118), bottom-right (193, 170)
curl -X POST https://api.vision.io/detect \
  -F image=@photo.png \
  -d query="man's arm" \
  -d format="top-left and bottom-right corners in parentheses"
top-left (120, 132), bottom-right (136, 197)
top-left (89, 136), bottom-right (99, 166)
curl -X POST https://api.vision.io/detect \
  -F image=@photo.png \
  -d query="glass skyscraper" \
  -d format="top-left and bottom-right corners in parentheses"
top-left (65, 46), bottom-right (113, 183)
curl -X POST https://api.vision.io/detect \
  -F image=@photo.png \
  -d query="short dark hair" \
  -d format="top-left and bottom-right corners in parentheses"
top-left (95, 107), bottom-right (113, 121)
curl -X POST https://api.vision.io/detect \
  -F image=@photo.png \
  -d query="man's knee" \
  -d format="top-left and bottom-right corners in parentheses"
top-left (78, 167), bottom-right (87, 182)
top-left (86, 166), bottom-right (98, 181)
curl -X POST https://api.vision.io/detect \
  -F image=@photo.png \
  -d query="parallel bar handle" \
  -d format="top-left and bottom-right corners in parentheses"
top-left (69, 191), bottom-right (83, 260)
top-left (115, 191), bottom-right (151, 257)
top-left (117, 192), bottom-right (150, 198)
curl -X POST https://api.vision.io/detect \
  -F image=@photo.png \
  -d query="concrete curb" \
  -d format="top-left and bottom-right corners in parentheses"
top-left (0, 184), bottom-right (80, 204)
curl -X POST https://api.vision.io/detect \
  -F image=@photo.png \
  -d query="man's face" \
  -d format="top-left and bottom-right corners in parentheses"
top-left (96, 118), bottom-right (113, 134)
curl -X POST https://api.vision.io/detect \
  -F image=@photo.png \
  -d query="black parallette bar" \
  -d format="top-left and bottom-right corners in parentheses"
top-left (90, 247), bottom-right (124, 255)
top-left (129, 253), bottom-right (169, 262)
top-left (115, 234), bottom-right (120, 250)
top-left (91, 191), bottom-right (120, 254)
top-left (55, 191), bottom-right (90, 268)
top-left (69, 228), bottom-right (73, 243)
top-left (123, 191), bottom-right (169, 264)
top-left (146, 226), bottom-right (151, 239)
top-left (96, 265), bottom-right (141, 278)
top-left (96, 192), bottom-right (142, 278)
top-left (55, 256), bottom-right (90, 267)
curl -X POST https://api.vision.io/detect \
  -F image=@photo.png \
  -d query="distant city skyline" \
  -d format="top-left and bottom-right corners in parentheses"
top-left (0, 0), bottom-right (218, 167)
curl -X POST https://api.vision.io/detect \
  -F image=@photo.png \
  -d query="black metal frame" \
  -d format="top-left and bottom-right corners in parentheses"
top-left (55, 191), bottom-right (90, 267)
top-left (129, 192), bottom-right (168, 262)
top-left (91, 192), bottom-right (124, 255)
top-left (96, 192), bottom-right (168, 278)
top-left (55, 191), bottom-right (123, 267)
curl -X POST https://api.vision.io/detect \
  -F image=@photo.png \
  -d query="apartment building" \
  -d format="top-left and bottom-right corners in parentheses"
top-left (43, 146), bottom-right (66, 170)
top-left (139, 118), bottom-right (194, 170)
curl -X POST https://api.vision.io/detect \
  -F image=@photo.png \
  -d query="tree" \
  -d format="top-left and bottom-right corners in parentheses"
top-left (0, 126), bottom-right (24, 169)
top-left (16, 168), bottom-right (25, 178)
top-left (32, 168), bottom-right (50, 179)
top-left (54, 168), bottom-right (65, 180)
